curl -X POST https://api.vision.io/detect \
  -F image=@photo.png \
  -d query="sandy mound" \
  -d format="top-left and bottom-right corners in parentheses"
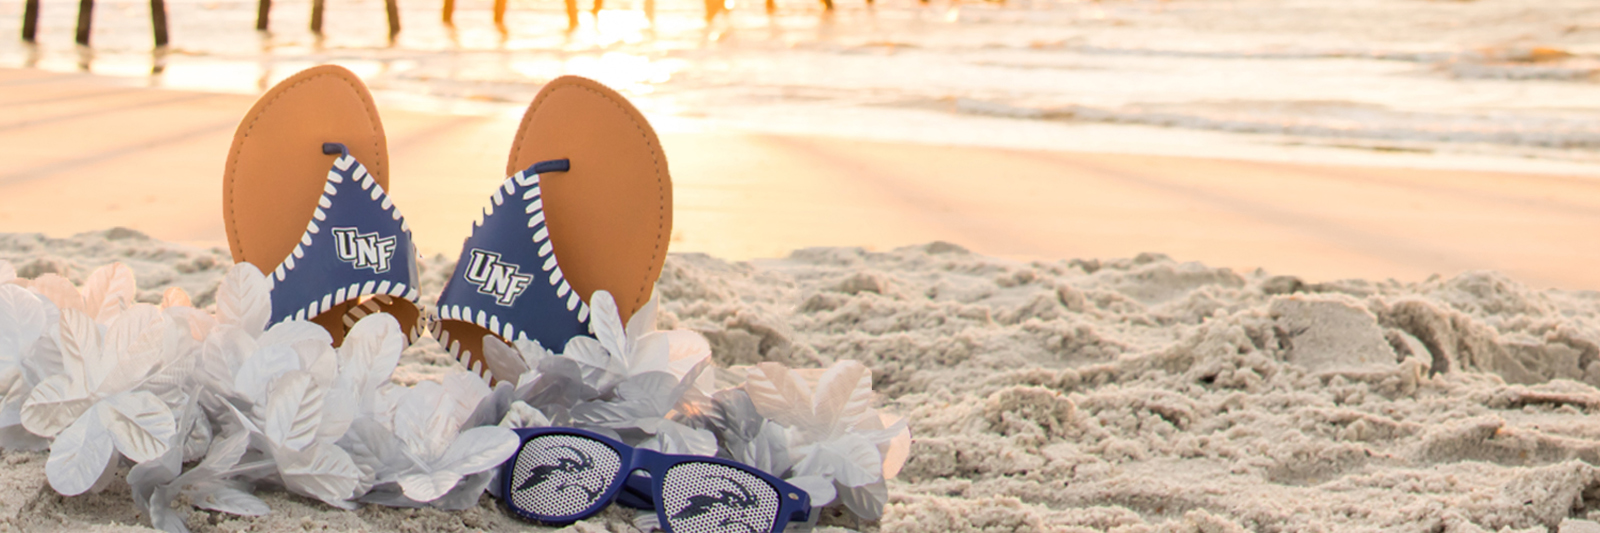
top-left (6, 229), bottom-right (1600, 532)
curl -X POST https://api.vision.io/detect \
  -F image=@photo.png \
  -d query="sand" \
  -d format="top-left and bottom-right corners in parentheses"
top-left (8, 229), bottom-right (1600, 532)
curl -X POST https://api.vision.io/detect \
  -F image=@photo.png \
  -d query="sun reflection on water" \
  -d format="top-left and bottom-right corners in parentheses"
top-left (589, 10), bottom-right (655, 46)
top-left (511, 51), bottom-right (682, 94)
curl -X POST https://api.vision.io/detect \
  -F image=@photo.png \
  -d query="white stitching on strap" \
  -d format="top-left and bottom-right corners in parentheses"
top-left (273, 159), bottom-right (422, 326)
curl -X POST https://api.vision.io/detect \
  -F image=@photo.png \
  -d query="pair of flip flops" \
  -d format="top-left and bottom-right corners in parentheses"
top-left (222, 66), bottom-right (671, 384)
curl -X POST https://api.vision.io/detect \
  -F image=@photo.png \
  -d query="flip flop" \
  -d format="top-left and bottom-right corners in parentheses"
top-left (434, 75), bottom-right (673, 383)
top-left (223, 65), bottom-right (423, 344)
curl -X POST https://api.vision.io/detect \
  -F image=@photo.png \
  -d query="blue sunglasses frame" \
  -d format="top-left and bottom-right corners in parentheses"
top-left (500, 427), bottom-right (813, 533)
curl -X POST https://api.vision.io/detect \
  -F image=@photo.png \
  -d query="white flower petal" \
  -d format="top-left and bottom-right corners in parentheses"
top-left (340, 418), bottom-right (419, 486)
top-left (836, 480), bottom-right (887, 521)
top-left (499, 401), bottom-right (551, 429)
top-left (628, 333), bottom-right (673, 377)
top-left (196, 431), bottom-right (251, 476)
top-left (216, 264), bottom-right (272, 337)
top-left (794, 434), bottom-right (882, 488)
top-left (187, 481), bottom-right (271, 516)
top-left (198, 325), bottom-right (257, 389)
top-left (45, 409), bottom-right (114, 495)
top-left (97, 390), bottom-right (176, 463)
top-left (147, 485), bottom-right (185, 533)
top-left (55, 308), bottom-right (99, 397)
top-left (588, 291), bottom-right (627, 363)
top-left (811, 360), bottom-right (874, 437)
top-left (318, 388), bottom-right (357, 444)
top-left (650, 422), bottom-right (717, 457)
top-left (561, 336), bottom-right (619, 392)
top-left (22, 374), bottom-right (93, 437)
top-left (99, 304), bottom-right (169, 393)
top-left (28, 274), bottom-right (86, 315)
top-left (234, 344), bottom-right (301, 403)
top-left (160, 287), bottom-right (192, 309)
top-left (258, 320), bottom-right (334, 350)
top-left (336, 314), bottom-right (405, 416)
top-left (430, 471), bottom-right (496, 511)
top-left (746, 421), bottom-right (794, 477)
top-left (624, 290), bottom-right (659, 341)
top-left (395, 381), bottom-right (452, 461)
top-left (398, 470), bottom-right (463, 503)
top-left (277, 442), bottom-right (361, 508)
top-left (743, 363), bottom-right (815, 433)
top-left (262, 371), bottom-right (324, 452)
top-left (0, 422), bottom-right (47, 451)
top-left (80, 262), bottom-right (136, 323)
top-left (481, 335), bottom-right (530, 385)
top-left (0, 285), bottom-right (46, 367)
top-left (785, 475), bottom-right (836, 507)
top-left (441, 372), bottom-right (491, 428)
top-left (435, 426), bottom-right (519, 476)
top-left (511, 338), bottom-right (557, 369)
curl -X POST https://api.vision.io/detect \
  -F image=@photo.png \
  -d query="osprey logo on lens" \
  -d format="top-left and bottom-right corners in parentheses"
top-left (670, 474), bottom-right (764, 532)
top-left (515, 445), bottom-right (605, 503)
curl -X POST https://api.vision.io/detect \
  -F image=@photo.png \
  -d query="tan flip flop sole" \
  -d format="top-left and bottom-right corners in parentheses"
top-left (437, 75), bottom-right (673, 382)
top-left (223, 65), bottom-right (419, 344)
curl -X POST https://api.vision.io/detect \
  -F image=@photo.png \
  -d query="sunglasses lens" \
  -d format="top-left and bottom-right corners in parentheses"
top-left (660, 461), bottom-right (782, 533)
top-left (507, 433), bottom-right (622, 520)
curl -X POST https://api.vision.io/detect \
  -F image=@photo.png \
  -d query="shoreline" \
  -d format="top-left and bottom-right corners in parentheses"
top-left (5, 67), bottom-right (1600, 291)
top-left (14, 62), bottom-right (1600, 179)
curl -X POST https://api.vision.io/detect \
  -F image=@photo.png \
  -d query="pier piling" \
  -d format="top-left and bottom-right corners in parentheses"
top-left (75, 0), bottom-right (93, 45)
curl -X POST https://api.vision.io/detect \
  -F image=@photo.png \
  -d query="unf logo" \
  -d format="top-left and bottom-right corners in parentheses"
top-left (463, 249), bottom-right (533, 306)
top-left (331, 227), bottom-right (397, 273)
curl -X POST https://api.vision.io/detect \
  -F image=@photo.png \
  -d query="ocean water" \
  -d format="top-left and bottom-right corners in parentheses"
top-left (2, 0), bottom-right (1599, 174)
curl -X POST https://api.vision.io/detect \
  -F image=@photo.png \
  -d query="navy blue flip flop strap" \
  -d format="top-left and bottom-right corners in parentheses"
top-left (436, 160), bottom-right (589, 363)
top-left (265, 143), bottom-right (422, 326)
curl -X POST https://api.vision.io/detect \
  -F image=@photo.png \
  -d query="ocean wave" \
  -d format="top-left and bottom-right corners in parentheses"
top-left (952, 98), bottom-right (1600, 150)
top-left (1074, 45), bottom-right (1460, 64)
top-left (1445, 61), bottom-right (1599, 81)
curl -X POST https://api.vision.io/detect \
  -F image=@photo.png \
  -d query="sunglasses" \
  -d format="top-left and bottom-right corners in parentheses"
top-left (501, 427), bottom-right (813, 533)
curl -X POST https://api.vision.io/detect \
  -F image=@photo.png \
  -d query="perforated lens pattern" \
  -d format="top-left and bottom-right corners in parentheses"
top-left (508, 434), bottom-right (622, 519)
top-left (660, 461), bottom-right (781, 533)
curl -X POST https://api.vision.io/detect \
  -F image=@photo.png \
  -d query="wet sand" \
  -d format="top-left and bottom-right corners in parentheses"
top-left (3, 67), bottom-right (1599, 290)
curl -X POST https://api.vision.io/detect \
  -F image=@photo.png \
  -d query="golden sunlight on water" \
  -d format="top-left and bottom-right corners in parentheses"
top-left (589, 10), bottom-right (654, 46)
top-left (523, 52), bottom-right (681, 93)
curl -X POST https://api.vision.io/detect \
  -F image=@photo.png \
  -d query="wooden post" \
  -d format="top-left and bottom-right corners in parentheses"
top-left (309, 0), bottom-right (324, 34)
top-left (22, 0), bottom-right (40, 42)
top-left (151, 0), bottom-right (169, 47)
top-left (256, 0), bottom-right (271, 30)
top-left (441, 0), bottom-right (454, 24)
top-left (385, 0), bottom-right (399, 37)
top-left (493, 0), bottom-right (507, 26)
top-left (75, 0), bottom-right (94, 45)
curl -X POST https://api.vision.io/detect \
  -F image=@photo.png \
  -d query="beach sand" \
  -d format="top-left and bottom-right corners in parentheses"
top-left (8, 229), bottom-right (1600, 531)
top-left (9, 67), bottom-right (1600, 531)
